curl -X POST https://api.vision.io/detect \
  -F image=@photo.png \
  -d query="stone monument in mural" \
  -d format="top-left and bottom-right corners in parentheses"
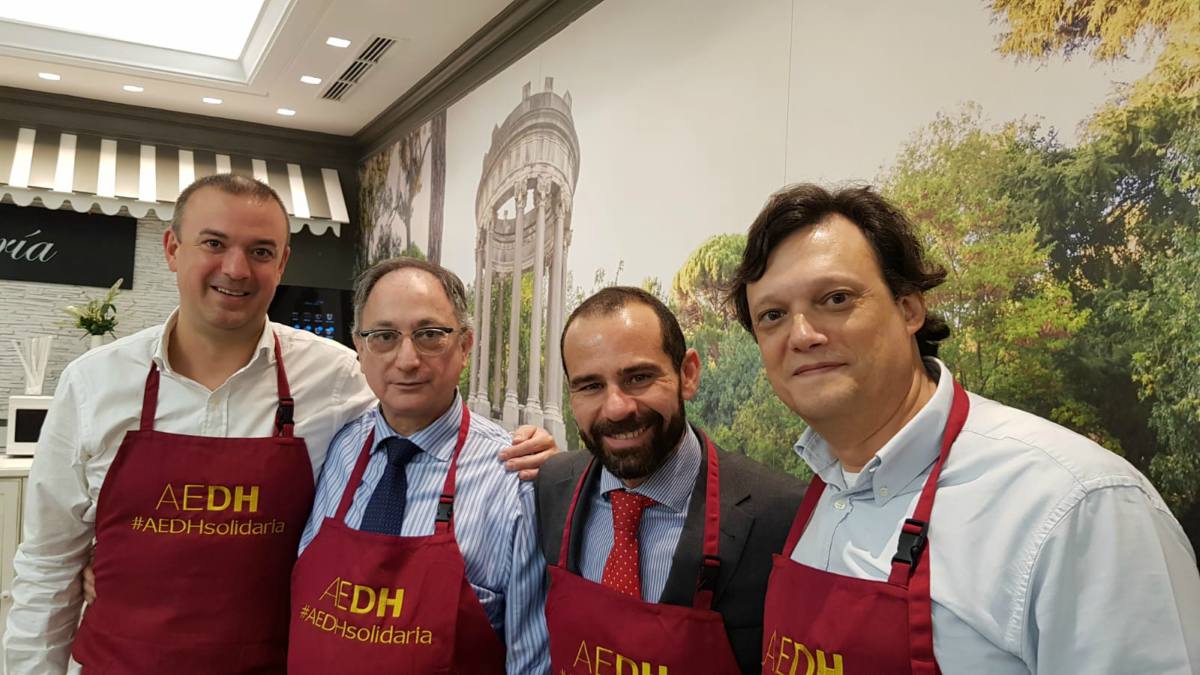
top-left (467, 78), bottom-right (580, 448)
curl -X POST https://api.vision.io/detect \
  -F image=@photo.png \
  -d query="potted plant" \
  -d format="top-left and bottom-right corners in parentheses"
top-left (64, 278), bottom-right (123, 349)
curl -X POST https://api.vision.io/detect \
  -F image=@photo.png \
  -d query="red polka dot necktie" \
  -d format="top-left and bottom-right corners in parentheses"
top-left (601, 489), bottom-right (657, 600)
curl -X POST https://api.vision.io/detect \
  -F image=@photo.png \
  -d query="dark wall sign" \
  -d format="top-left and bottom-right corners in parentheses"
top-left (0, 202), bottom-right (135, 289)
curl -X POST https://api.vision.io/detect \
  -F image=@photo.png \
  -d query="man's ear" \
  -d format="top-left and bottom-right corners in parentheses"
top-left (163, 228), bottom-right (180, 272)
top-left (679, 348), bottom-right (701, 402)
top-left (897, 292), bottom-right (927, 337)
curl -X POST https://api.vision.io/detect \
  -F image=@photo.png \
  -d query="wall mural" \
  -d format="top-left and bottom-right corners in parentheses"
top-left (359, 0), bottom-right (1200, 537)
top-left (358, 110), bottom-right (448, 269)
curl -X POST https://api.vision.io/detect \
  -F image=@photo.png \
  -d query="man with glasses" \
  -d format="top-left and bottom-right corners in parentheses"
top-left (288, 257), bottom-right (548, 673)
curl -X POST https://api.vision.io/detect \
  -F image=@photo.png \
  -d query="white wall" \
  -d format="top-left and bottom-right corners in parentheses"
top-left (0, 216), bottom-right (179, 445)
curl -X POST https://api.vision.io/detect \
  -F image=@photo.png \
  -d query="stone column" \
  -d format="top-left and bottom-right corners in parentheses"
top-left (543, 196), bottom-right (568, 448)
top-left (490, 290), bottom-right (505, 417)
top-left (468, 238), bottom-right (483, 410)
top-left (475, 221), bottom-right (494, 415)
top-left (502, 183), bottom-right (526, 429)
top-left (523, 178), bottom-right (550, 427)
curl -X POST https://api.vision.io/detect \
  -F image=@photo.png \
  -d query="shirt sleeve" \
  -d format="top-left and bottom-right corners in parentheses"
top-left (4, 367), bottom-right (94, 675)
top-left (504, 479), bottom-right (550, 674)
top-left (1024, 483), bottom-right (1200, 674)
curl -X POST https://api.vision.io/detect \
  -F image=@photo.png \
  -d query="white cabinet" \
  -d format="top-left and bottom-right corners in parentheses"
top-left (0, 458), bottom-right (31, 675)
top-left (0, 477), bottom-right (21, 642)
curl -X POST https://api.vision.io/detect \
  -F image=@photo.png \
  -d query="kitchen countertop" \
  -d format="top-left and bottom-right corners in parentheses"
top-left (0, 455), bottom-right (33, 477)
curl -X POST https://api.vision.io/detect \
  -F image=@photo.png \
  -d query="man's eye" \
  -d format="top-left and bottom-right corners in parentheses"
top-left (251, 248), bottom-right (275, 260)
top-left (826, 292), bottom-right (850, 305)
top-left (757, 309), bottom-right (784, 325)
top-left (202, 239), bottom-right (223, 249)
top-left (375, 331), bottom-right (399, 343)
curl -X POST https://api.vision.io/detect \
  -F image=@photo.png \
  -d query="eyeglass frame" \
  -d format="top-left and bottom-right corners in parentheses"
top-left (355, 326), bottom-right (462, 356)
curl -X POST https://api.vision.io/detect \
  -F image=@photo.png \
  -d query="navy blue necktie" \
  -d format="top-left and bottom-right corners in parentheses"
top-left (359, 437), bottom-right (422, 535)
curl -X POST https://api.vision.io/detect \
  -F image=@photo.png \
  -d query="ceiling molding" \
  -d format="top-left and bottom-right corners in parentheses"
top-left (0, 0), bottom-right (607, 167)
top-left (353, 0), bottom-right (604, 161)
top-left (0, 85), bottom-right (358, 170)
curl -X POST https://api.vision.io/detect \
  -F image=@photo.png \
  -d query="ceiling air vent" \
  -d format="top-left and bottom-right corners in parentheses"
top-left (321, 36), bottom-right (397, 102)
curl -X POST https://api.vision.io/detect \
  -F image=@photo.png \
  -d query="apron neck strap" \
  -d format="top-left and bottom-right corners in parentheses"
top-left (139, 329), bottom-right (294, 436)
top-left (433, 402), bottom-right (472, 534)
top-left (139, 364), bottom-right (161, 431)
top-left (886, 379), bottom-right (969, 586)
top-left (336, 429), bottom-right (376, 521)
top-left (556, 457), bottom-right (594, 570)
top-left (784, 475), bottom-right (826, 554)
top-left (270, 332), bottom-right (295, 437)
top-left (692, 430), bottom-right (722, 611)
top-left (334, 400), bottom-right (472, 533)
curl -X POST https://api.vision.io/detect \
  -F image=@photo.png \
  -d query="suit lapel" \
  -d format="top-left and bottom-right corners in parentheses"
top-left (660, 428), bottom-right (756, 607)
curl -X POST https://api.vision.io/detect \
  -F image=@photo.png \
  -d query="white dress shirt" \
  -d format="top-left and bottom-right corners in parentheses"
top-left (4, 310), bottom-right (376, 675)
top-left (790, 358), bottom-right (1200, 674)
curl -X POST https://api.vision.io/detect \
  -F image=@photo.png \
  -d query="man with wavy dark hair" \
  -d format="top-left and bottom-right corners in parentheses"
top-left (730, 183), bottom-right (1199, 673)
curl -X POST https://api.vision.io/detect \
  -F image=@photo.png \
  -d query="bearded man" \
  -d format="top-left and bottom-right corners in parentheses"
top-left (535, 286), bottom-right (804, 674)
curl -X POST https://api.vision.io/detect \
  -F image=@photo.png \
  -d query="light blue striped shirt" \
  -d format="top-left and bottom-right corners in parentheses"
top-left (577, 426), bottom-right (702, 602)
top-left (298, 392), bottom-right (549, 674)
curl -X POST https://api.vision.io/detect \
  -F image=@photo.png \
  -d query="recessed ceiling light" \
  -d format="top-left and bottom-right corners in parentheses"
top-left (38, 72), bottom-right (61, 81)
top-left (276, 108), bottom-right (296, 116)
top-left (202, 97), bottom-right (223, 105)
top-left (123, 84), bottom-right (144, 93)
top-left (325, 36), bottom-right (351, 48)
top-left (300, 75), bottom-right (322, 85)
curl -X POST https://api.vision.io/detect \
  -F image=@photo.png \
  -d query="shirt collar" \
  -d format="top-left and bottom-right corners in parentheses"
top-left (795, 358), bottom-right (954, 504)
top-left (598, 424), bottom-right (702, 514)
top-left (153, 308), bottom-right (275, 375)
top-left (369, 391), bottom-right (465, 462)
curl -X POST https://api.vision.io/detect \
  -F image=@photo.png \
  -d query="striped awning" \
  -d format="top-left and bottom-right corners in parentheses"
top-left (0, 124), bottom-right (348, 236)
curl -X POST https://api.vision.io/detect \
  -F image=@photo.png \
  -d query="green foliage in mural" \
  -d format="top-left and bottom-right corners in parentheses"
top-left (992, 0), bottom-right (1200, 101)
top-left (882, 106), bottom-right (1106, 443)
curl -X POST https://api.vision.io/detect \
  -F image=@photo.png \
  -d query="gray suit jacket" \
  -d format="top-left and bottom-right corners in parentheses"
top-left (535, 427), bottom-right (806, 674)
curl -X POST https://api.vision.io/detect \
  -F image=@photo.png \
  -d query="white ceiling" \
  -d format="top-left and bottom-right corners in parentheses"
top-left (0, 0), bottom-right (513, 136)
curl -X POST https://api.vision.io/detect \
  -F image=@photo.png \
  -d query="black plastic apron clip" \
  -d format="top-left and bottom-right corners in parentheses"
top-left (435, 493), bottom-right (454, 522)
top-left (275, 397), bottom-right (295, 432)
top-left (891, 518), bottom-right (929, 568)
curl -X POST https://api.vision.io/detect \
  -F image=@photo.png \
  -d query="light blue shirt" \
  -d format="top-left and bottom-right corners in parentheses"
top-left (299, 392), bottom-right (549, 675)
top-left (577, 426), bottom-right (702, 602)
top-left (790, 358), bottom-right (1200, 674)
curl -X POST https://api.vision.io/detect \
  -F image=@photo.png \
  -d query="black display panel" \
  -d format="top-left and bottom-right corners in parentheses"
top-left (0, 203), bottom-right (135, 289)
top-left (14, 408), bottom-right (49, 443)
top-left (268, 285), bottom-right (355, 348)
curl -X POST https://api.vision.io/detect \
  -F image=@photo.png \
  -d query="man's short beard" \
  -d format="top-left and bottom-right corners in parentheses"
top-left (580, 395), bottom-right (687, 483)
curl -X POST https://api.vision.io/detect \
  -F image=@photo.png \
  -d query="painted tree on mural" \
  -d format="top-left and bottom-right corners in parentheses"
top-left (882, 106), bottom-right (1112, 446)
top-left (428, 110), bottom-right (448, 264)
top-left (357, 121), bottom-right (439, 270)
top-left (988, 0), bottom-right (1200, 518)
top-left (661, 235), bottom-right (810, 476)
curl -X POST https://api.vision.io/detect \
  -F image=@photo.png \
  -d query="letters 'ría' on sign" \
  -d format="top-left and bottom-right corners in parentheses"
top-left (0, 202), bottom-right (135, 289)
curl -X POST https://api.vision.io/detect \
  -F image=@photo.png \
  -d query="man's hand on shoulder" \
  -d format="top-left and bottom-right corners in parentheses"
top-left (500, 425), bottom-right (561, 481)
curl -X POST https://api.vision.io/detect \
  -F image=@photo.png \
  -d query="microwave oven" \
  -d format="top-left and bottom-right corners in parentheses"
top-left (5, 395), bottom-right (52, 456)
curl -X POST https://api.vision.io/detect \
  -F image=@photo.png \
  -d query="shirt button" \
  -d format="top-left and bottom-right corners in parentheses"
top-left (879, 487), bottom-right (890, 497)
top-left (834, 499), bottom-right (847, 510)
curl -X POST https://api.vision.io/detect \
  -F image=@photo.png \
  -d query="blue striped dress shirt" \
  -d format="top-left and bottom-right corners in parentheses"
top-left (298, 392), bottom-right (549, 674)
top-left (577, 426), bottom-right (702, 602)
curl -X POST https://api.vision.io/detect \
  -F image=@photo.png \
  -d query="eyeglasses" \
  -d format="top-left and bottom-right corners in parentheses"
top-left (356, 327), bottom-right (459, 356)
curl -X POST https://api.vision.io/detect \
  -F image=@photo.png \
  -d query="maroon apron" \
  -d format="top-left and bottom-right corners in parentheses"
top-left (546, 432), bottom-right (742, 674)
top-left (760, 381), bottom-right (968, 675)
top-left (72, 333), bottom-right (315, 674)
top-left (287, 402), bottom-right (506, 674)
